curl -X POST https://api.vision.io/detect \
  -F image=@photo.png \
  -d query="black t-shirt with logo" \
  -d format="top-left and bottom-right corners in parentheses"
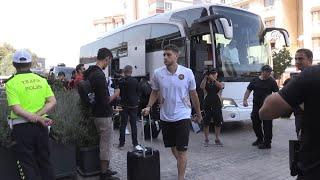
top-left (247, 77), bottom-right (279, 107)
top-left (279, 65), bottom-right (320, 172)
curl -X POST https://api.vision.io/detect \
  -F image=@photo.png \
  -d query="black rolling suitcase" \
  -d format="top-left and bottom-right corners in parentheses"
top-left (127, 115), bottom-right (160, 180)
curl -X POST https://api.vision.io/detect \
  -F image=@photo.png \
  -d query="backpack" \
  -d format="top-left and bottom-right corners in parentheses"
top-left (78, 79), bottom-right (95, 107)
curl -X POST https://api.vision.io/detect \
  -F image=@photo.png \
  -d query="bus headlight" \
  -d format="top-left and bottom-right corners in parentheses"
top-left (222, 98), bottom-right (237, 109)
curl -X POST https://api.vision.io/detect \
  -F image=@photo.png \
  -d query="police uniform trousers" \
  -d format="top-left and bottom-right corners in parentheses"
top-left (12, 123), bottom-right (54, 180)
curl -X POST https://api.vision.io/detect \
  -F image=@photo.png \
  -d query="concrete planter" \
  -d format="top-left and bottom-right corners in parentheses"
top-left (77, 146), bottom-right (101, 177)
top-left (0, 139), bottom-right (77, 180)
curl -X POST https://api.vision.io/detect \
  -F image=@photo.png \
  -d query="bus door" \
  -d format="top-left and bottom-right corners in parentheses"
top-left (188, 22), bottom-right (213, 108)
top-left (120, 25), bottom-right (150, 77)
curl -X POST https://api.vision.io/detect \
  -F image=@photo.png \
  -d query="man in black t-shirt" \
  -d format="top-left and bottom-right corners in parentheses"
top-left (287, 49), bottom-right (313, 138)
top-left (243, 65), bottom-right (279, 149)
top-left (118, 65), bottom-right (142, 151)
top-left (83, 48), bottom-right (119, 180)
top-left (260, 65), bottom-right (320, 179)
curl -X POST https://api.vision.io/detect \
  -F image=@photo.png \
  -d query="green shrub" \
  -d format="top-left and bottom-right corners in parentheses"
top-left (50, 88), bottom-right (99, 147)
top-left (0, 85), bottom-right (99, 147)
top-left (0, 97), bottom-right (11, 147)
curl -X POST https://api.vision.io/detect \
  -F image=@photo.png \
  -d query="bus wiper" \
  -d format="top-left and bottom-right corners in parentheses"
top-left (240, 72), bottom-right (260, 77)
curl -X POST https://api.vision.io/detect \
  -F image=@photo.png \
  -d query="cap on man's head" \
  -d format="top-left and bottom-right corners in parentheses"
top-left (13, 49), bottom-right (32, 64)
top-left (261, 65), bottom-right (272, 72)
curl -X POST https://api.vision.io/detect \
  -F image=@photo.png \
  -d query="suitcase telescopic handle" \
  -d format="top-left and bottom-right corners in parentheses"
top-left (148, 114), bottom-right (154, 155)
top-left (141, 114), bottom-right (154, 157)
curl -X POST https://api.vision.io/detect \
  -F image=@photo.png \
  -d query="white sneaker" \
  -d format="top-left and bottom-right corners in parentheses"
top-left (204, 139), bottom-right (209, 147)
top-left (134, 145), bottom-right (144, 151)
top-left (125, 127), bottom-right (130, 135)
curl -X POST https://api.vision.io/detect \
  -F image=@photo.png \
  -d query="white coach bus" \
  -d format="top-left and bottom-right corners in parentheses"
top-left (80, 4), bottom-right (289, 122)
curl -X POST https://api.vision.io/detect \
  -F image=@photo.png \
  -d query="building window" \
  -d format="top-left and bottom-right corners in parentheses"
top-left (156, 0), bottom-right (164, 9)
top-left (165, 2), bottom-right (172, 11)
top-left (240, 3), bottom-right (249, 10)
top-left (312, 10), bottom-right (320, 27)
top-left (265, 18), bottom-right (275, 27)
top-left (312, 37), bottom-right (320, 61)
top-left (264, 0), bottom-right (274, 7)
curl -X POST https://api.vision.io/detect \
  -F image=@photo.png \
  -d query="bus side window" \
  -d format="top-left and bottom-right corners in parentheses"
top-left (146, 24), bottom-right (181, 53)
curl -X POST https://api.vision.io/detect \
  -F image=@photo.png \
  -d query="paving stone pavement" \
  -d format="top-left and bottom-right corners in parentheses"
top-left (76, 118), bottom-right (297, 180)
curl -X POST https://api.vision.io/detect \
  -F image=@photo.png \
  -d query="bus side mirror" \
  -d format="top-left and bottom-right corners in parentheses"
top-left (261, 27), bottom-right (290, 47)
top-left (219, 18), bottom-right (233, 40)
top-left (281, 30), bottom-right (290, 47)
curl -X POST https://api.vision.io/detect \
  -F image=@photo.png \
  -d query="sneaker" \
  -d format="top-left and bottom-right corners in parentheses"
top-left (252, 139), bottom-right (263, 146)
top-left (100, 173), bottom-right (120, 180)
top-left (125, 127), bottom-right (130, 135)
top-left (204, 139), bottom-right (209, 147)
top-left (118, 144), bottom-right (124, 150)
top-left (105, 169), bottom-right (117, 176)
top-left (134, 144), bottom-right (144, 151)
top-left (215, 140), bottom-right (223, 147)
top-left (258, 143), bottom-right (271, 149)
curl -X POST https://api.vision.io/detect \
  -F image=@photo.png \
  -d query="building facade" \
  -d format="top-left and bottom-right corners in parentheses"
top-left (93, 15), bottom-right (126, 35)
top-left (93, 0), bottom-right (193, 34)
top-left (148, 0), bottom-right (193, 15)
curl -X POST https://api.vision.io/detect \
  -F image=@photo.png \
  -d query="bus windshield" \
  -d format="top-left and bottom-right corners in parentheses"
top-left (210, 6), bottom-right (271, 81)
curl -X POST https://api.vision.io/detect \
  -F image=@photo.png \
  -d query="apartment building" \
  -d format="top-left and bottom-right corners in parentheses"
top-left (93, 0), bottom-right (193, 34)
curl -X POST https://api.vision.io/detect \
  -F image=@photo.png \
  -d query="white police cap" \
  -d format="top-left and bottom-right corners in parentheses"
top-left (13, 49), bottom-right (32, 63)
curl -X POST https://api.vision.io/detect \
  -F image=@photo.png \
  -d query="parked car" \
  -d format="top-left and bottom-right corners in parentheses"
top-left (49, 66), bottom-right (75, 81)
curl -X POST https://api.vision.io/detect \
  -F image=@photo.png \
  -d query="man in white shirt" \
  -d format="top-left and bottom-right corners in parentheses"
top-left (142, 44), bottom-right (202, 180)
top-left (222, 40), bottom-right (240, 65)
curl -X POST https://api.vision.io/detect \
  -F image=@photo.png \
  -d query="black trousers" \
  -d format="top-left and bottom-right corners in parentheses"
top-left (251, 105), bottom-right (273, 144)
top-left (119, 107), bottom-right (138, 146)
top-left (203, 103), bottom-right (223, 127)
top-left (12, 123), bottom-right (54, 180)
top-left (294, 107), bottom-right (303, 138)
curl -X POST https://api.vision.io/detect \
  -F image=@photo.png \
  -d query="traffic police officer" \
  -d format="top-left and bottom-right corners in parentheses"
top-left (5, 49), bottom-right (56, 180)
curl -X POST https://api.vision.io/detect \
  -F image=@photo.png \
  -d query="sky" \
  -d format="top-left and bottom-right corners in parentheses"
top-left (0, 0), bottom-right (124, 68)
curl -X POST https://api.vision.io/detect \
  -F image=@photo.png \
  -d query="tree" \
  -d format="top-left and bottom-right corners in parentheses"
top-left (272, 47), bottom-right (292, 79)
top-left (0, 43), bottom-right (39, 76)
top-left (0, 53), bottom-right (15, 76)
top-left (0, 44), bottom-right (15, 76)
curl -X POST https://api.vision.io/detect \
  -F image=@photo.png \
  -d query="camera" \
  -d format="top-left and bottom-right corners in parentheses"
top-left (204, 68), bottom-right (217, 76)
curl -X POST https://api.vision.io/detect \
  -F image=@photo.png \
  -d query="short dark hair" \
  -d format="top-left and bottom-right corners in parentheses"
top-left (76, 63), bottom-right (84, 73)
top-left (163, 44), bottom-right (179, 54)
top-left (97, 48), bottom-right (113, 61)
top-left (296, 48), bottom-right (313, 60)
top-left (58, 71), bottom-right (65, 77)
top-left (13, 62), bottom-right (31, 71)
top-left (124, 65), bottom-right (133, 73)
top-left (261, 65), bottom-right (272, 72)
